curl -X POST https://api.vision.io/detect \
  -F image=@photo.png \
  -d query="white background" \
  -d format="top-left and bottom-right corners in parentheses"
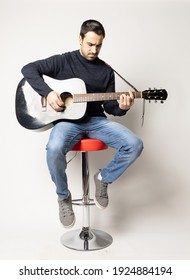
top-left (0, 0), bottom-right (190, 262)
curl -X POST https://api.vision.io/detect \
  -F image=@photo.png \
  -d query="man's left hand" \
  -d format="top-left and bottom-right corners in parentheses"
top-left (118, 90), bottom-right (134, 110)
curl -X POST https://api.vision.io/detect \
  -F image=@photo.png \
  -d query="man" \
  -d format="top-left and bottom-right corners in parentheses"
top-left (21, 19), bottom-right (143, 228)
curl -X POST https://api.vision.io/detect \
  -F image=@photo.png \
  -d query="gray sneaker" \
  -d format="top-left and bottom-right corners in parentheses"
top-left (58, 191), bottom-right (75, 228)
top-left (94, 172), bottom-right (108, 209)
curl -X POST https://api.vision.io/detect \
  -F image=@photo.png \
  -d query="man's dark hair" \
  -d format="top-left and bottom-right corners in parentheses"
top-left (80, 19), bottom-right (105, 39)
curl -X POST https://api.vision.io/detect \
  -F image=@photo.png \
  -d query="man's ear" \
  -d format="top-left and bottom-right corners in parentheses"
top-left (79, 35), bottom-right (83, 45)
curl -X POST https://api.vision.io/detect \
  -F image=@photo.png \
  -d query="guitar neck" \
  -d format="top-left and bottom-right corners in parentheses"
top-left (73, 91), bottom-right (142, 103)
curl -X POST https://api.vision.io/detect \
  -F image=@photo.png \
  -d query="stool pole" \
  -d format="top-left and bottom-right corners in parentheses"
top-left (81, 151), bottom-right (91, 229)
top-left (82, 151), bottom-right (89, 202)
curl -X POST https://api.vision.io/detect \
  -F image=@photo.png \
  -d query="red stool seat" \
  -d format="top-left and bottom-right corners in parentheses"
top-left (72, 138), bottom-right (108, 152)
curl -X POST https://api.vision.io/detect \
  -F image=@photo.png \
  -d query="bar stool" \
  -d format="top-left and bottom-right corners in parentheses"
top-left (60, 138), bottom-right (113, 251)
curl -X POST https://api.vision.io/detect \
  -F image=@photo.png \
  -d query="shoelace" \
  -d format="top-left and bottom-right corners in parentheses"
top-left (100, 183), bottom-right (108, 198)
top-left (59, 200), bottom-right (73, 217)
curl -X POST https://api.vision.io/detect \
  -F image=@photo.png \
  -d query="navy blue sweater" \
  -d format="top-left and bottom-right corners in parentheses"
top-left (21, 50), bottom-right (127, 118)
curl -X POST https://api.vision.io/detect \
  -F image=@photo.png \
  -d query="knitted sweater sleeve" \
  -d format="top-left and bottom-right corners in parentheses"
top-left (21, 55), bottom-right (64, 97)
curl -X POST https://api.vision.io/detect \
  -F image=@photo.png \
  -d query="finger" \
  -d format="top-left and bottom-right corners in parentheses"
top-left (53, 95), bottom-right (65, 110)
top-left (128, 90), bottom-right (134, 100)
top-left (121, 94), bottom-right (127, 102)
top-left (119, 95), bottom-right (126, 106)
top-left (128, 91), bottom-right (134, 105)
top-left (50, 101), bottom-right (64, 112)
top-left (57, 95), bottom-right (65, 107)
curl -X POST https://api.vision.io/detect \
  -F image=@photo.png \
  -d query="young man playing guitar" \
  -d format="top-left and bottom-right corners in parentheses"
top-left (21, 19), bottom-right (143, 228)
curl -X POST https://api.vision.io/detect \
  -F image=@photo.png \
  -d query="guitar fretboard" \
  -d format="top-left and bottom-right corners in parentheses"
top-left (73, 91), bottom-right (142, 103)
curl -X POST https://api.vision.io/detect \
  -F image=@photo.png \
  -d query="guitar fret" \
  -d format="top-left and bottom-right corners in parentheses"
top-left (73, 92), bottom-right (123, 103)
top-left (72, 91), bottom-right (145, 103)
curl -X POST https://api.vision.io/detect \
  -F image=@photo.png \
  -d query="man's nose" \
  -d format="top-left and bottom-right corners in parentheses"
top-left (91, 46), bottom-right (97, 54)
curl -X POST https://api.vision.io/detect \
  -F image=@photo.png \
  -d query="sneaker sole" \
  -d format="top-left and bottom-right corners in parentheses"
top-left (94, 197), bottom-right (107, 210)
top-left (62, 214), bottom-right (76, 229)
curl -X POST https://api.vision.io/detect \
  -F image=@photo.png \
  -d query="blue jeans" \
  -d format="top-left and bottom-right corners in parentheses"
top-left (46, 117), bottom-right (143, 199)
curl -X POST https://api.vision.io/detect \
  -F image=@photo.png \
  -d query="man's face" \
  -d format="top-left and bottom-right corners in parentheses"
top-left (79, 31), bottom-right (104, 61)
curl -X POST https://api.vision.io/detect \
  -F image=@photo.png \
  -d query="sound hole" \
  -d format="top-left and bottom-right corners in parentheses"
top-left (60, 92), bottom-right (73, 108)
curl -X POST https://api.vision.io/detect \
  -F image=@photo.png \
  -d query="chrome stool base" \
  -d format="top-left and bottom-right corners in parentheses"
top-left (61, 227), bottom-right (113, 251)
top-left (60, 142), bottom-right (113, 251)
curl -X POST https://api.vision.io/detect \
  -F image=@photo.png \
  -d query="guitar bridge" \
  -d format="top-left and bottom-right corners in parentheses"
top-left (41, 96), bottom-right (47, 112)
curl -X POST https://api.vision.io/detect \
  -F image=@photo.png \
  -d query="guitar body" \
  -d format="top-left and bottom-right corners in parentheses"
top-left (15, 77), bottom-right (87, 130)
top-left (15, 76), bottom-right (168, 131)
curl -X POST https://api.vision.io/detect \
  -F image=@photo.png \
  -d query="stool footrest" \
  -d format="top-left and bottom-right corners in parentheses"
top-left (72, 198), bottom-right (95, 206)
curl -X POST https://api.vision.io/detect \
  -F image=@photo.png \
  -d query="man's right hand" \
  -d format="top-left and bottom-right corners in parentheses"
top-left (47, 91), bottom-right (65, 112)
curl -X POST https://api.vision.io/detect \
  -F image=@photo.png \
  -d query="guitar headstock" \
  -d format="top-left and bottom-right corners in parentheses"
top-left (142, 88), bottom-right (168, 103)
